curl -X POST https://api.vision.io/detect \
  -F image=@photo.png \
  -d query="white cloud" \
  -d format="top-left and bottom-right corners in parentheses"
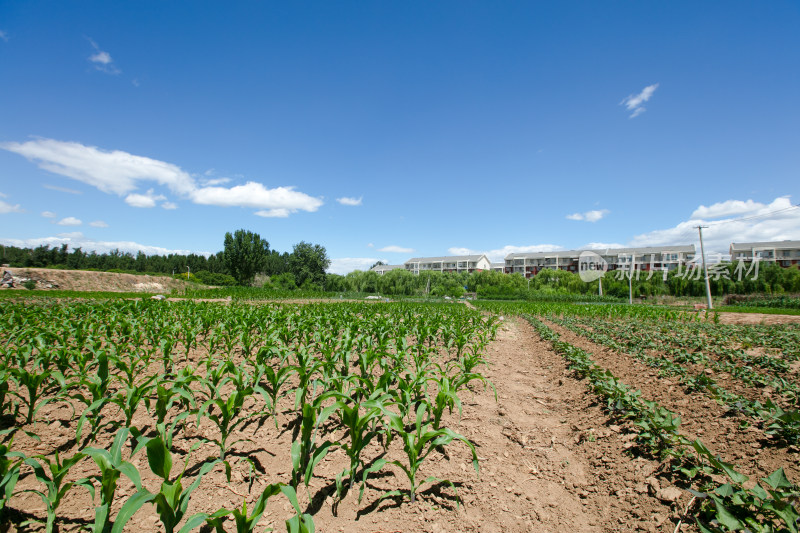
top-left (87, 38), bottom-right (120, 74)
top-left (328, 257), bottom-right (383, 275)
top-left (193, 183), bottom-right (322, 215)
top-left (3, 139), bottom-right (195, 195)
top-left (57, 217), bottom-right (82, 226)
top-left (0, 194), bottom-right (24, 214)
top-left (255, 208), bottom-right (290, 218)
top-left (41, 211), bottom-right (57, 218)
top-left (2, 139), bottom-right (324, 217)
top-left (621, 83), bottom-right (659, 118)
top-left (57, 231), bottom-right (84, 239)
top-left (125, 189), bottom-right (166, 208)
top-left (691, 199), bottom-right (764, 219)
top-left (629, 196), bottom-right (800, 259)
top-left (582, 242), bottom-right (626, 249)
top-left (161, 202), bottom-right (177, 210)
top-left (0, 235), bottom-right (207, 257)
top-left (89, 220), bottom-right (108, 228)
top-left (201, 177), bottom-right (232, 186)
top-left (337, 196), bottom-right (363, 206)
top-left (379, 245), bottom-right (414, 253)
top-left (44, 184), bottom-right (83, 195)
top-left (566, 209), bottom-right (609, 222)
top-left (448, 244), bottom-right (564, 263)
top-left (0, 31), bottom-right (8, 42)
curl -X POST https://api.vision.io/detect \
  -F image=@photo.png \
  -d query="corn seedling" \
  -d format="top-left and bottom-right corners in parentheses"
top-left (117, 435), bottom-right (219, 533)
top-left (385, 403), bottom-right (478, 504)
top-left (83, 428), bottom-right (144, 533)
top-left (21, 452), bottom-right (93, 533)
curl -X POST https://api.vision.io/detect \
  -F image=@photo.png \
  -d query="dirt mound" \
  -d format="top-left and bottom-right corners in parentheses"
top-left (1, 267), bottom-right (197, 293)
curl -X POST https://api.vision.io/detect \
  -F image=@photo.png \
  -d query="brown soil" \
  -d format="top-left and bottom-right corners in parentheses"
top-left (7, 317), bottom-right (694, 532)
top-left (716, 312), bottom-right (800, 325)
top-left (2, 267), bottom-right (196, 293)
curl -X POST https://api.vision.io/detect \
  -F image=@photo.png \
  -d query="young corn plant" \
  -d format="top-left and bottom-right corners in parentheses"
top-left (83, 428), bottom-right (144, 533)
top-left (0, 443), bottom-right (23, 521)
top-left (197, 382), bottom-right (259, 461)
top-left (384, 403), bottom-right (479, 504)
top-left (204, 483), bottom-right (286, 533)
top-left (116, 435), bottom-right (219, 533)
top-left (9, 365), bottom-right (64, 426)
top-left (330, 394), bottom-right (390, 500)
top-left (291, 396), bottom-right (338, 490)
top-left (256, 362), bottom-right (295, 428)
top-left (21, 452), bottom-right (94, 533)
top-left (109, 374), bottom-right (158, 428)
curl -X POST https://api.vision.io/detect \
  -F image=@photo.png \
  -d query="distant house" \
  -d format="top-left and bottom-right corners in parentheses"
top-left (370, 264), bottom-right (405, 275)
top-left (730, 240), bottom-right (800, 267)
top-left (404, 255), bottom-right (492, 275)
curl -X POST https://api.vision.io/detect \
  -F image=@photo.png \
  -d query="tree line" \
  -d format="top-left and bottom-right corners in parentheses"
top-left (324, 262), bottom-right (800, 299)
top-left (0, 229), bottom-right (330, 289)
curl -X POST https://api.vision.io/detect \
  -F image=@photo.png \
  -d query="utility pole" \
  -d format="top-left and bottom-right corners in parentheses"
top-left (628, 253), bottom-right (633, 305)
top-left (696, 226), bottom-right (713, 309)
top-left (599, 276), bottom-right (603, 296)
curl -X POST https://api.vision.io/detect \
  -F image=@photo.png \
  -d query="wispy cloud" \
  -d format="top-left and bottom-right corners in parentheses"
top-left (125, 189), bottom-right (166, 208)
top-left (44, 184), bottom-right (83, 195)
top-left (566, 209), bottom-right (609, 222)
top-left (87, 38), bottom-right (120, 74)
top-left (0, 31), bottom-right (8, 42)
top-left (0, 235), bottom-right (206, 257)
top-left (57, 217), bottom-right (82, 226)
top-left (0, 193), bottom-right (24, 214)
top-left (691, 199), bottom-right (764, 219)
top-left (621, 83), bottom-right (659, 118)
top-left (379, 245), bottom-right (414, 253)
top-left (161, 202), bottom-right (177, 210)
top-left (2, 139), bottom-right (324, 217)
top-left (337, 196), bottom-right (363, 206)
top-left (89, 220), bottom-right (108, 228)
top-left (629, 196), bottom-right (799, 258)
top-left (41, 211), bottom-right (57, 218)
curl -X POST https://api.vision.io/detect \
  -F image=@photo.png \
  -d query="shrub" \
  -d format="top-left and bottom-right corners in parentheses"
top-left (22, 279), bottom-right (36, 290)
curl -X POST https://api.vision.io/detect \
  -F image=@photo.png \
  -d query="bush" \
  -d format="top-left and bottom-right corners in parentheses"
top-left (193, 270), bottom-right (237, 286)
top-left (22, 280), bottom-right (36, 290)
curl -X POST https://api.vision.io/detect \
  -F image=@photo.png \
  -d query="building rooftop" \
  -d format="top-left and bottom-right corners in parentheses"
top-left (730, 240), bottom-right (800, 250)
top-left (405, 255), bottom-right (488, 263)
top-left (505, 245), bottom-right (695, 260)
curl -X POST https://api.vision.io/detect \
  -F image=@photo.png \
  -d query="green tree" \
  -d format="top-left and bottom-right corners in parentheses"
top-left (288, 242), bottom-right (330, 287)
top-left (222, 229), bottom-right (270, 285)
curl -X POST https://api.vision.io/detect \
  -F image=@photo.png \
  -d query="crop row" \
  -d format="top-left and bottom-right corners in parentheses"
top-left (0, 300), bottom-right (499, 532)
top-left (524, 315), bottom-right (799, 533)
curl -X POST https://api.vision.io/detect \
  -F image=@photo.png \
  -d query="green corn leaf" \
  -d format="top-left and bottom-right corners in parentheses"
top-left (110, 490), bottom-right (155, 533)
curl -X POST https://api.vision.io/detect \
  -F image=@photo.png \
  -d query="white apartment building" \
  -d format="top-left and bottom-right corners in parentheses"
top-left (729, 240), bottom-right (800, 268)
top-left (504, 245), bottom-right (696, 278)
top-left (404, 255), bottom-right (492, 275)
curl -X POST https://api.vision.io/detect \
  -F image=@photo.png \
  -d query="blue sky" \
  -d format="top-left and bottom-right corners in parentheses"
top-left (1, 1), bottom-right (798, 273)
